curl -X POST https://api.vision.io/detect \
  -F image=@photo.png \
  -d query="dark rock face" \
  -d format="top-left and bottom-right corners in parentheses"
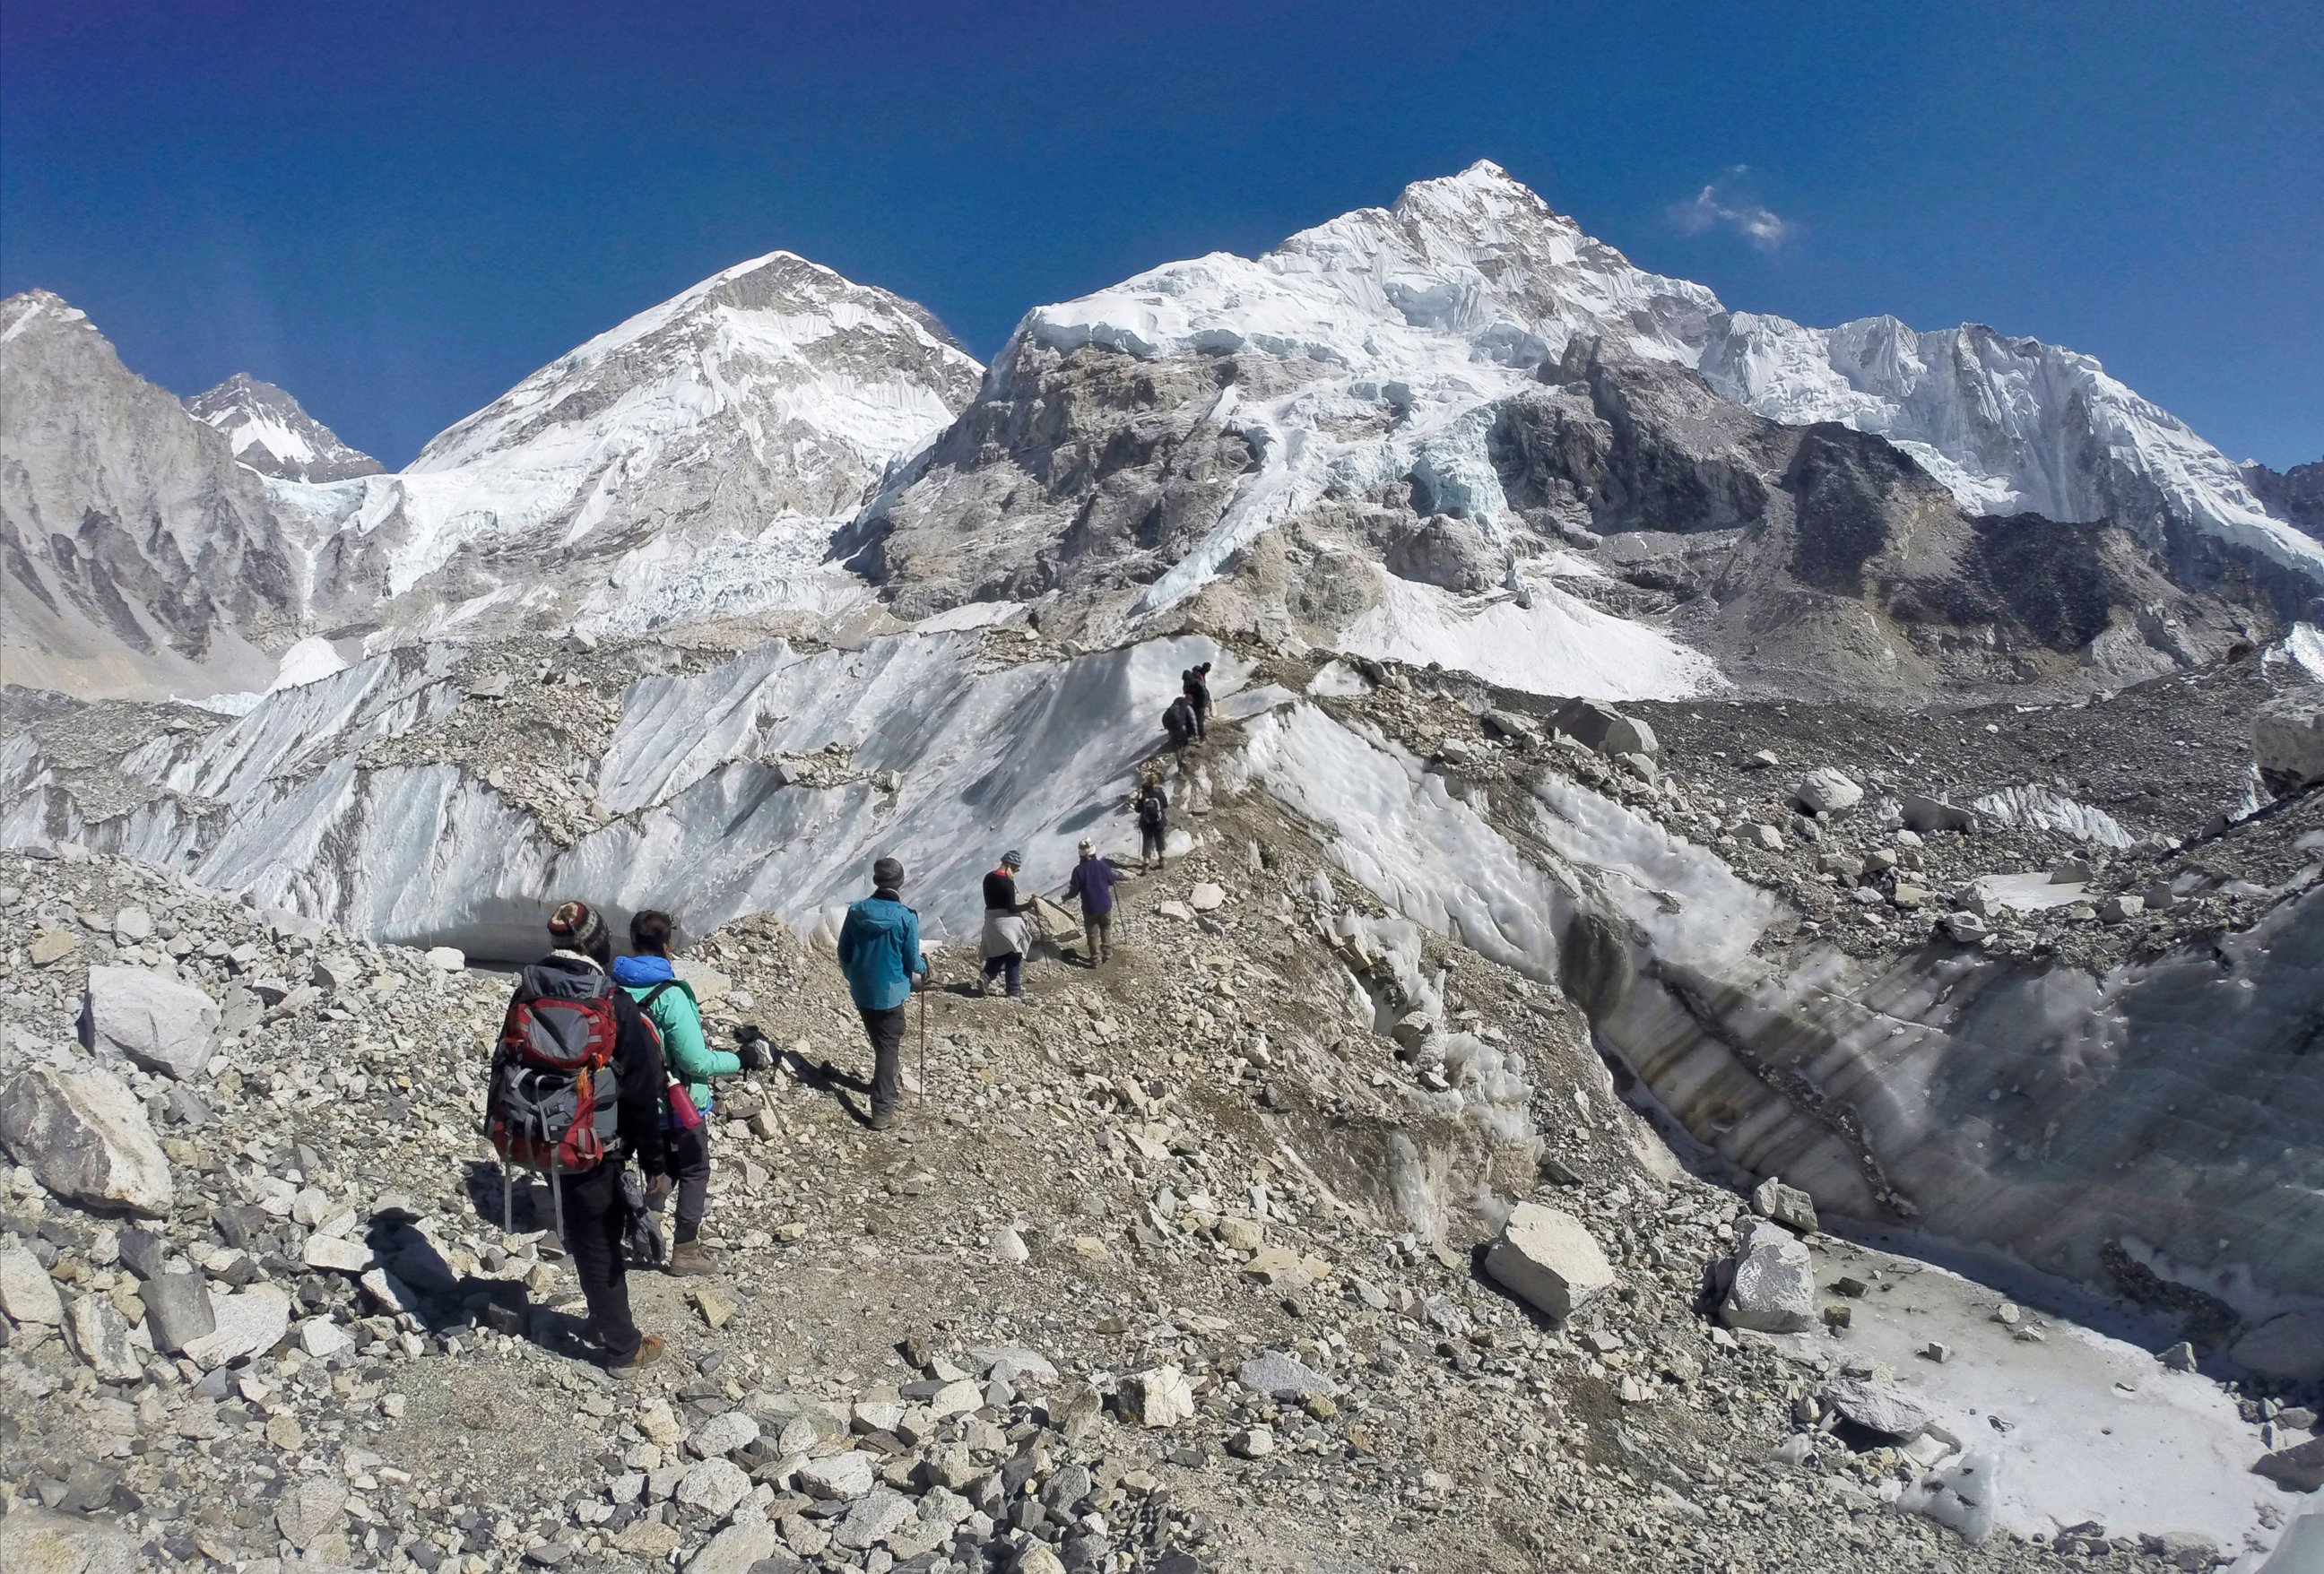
top-left (2242, 457), bottom-right (2324, 554)
top-left (1478, 340), bottom-right (2266, 696)
top-left (841, 340), bottom-right (1256, 617)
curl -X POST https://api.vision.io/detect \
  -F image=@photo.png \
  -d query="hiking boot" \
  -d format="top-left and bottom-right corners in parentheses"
top-left (868, 1105), bottom-right (901, 1132)
top-left (608, 1334), bottom-right (664, 1371)
top-left (665, 1241), bottom-right (714, 1276)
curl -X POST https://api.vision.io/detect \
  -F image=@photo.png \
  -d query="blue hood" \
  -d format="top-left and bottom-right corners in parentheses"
top-left (611, 954), bottom-right (675, 987)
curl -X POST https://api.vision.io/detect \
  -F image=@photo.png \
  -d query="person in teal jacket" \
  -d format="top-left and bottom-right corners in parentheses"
top-left (835, 856), bottom-right (929, 1131)
top-left (612, 909), bottom-right (767, 1274)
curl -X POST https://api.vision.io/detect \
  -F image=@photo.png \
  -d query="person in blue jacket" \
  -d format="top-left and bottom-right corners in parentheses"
top-left (611, 909), bottom-right (769, 1274)
top-left (835, 856), bottom-right (929, 1131)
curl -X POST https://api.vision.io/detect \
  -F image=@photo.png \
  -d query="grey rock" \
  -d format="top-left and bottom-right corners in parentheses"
top-left (275, 1478), bottom-right (348, 1551)
top-left (686, 1523), bottom-right (779, 1574)
top-left (0, 1064), bottom-right (173, 1216)
top-left (1236, 1349), bottom-right (1339, 1401)
top-left (2254, 688), bottom-right (2324, 799)
top-left (80, 965), bottom-right (218, 1079)
top-left (797, 1449), bottom-right (876, 1500)
top-left (1482, 1203), bottom-right (1615, 1320)
top-left (63, 1295), bottom-right (142, 1382)
top-left (1902, 794), bottom-right (1980, 835)
top-left (674, 1456), bottom-right (751, 1517)
top-left (1792, 767), bottom-right (1863, 817)
top-left (1825, 1376), bottom-right (1934, 1438)
top-left (1719, 1223), bottom-right (1816, 1334)
top-left (182, 1283), bottom-right (290, 1369)
top-left (2256, 1438), bottom-right (2324, 1492)
top-left (0, 1246), bottom-right (64, 1324)
top-left (1548, 697), bottom-right (1658, 760)
top-left (2232, 1310), bottom-right (2324, 1382)
top-left (0, 1504), bottom-right (139, 1574)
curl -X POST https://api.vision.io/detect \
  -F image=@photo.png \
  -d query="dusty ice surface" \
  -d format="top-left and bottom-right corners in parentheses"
top-left (1790, 1233), bottom-right (2285, 1552)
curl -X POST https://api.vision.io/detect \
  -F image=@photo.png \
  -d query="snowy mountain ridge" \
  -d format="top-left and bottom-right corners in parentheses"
top-left (278, 247), bottom-right (984, 639)
top-left (182, 371), bottom-right (382, 484)
top-left (1002, 160), bottom-right (2320, 623)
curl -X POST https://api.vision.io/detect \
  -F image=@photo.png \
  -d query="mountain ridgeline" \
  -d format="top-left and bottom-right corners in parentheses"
top-left (4, 163), bottom-right (2318, 703)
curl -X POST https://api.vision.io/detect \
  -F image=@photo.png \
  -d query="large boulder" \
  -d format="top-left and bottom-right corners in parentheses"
top-left (1119, 1364), bottom-right (1197, 1427)
top-left (1792, 767), bottom-right (1864, 817)
top-left (2231, 1310), bottom-right (2324, 1382)
top-left (80, 965), bottom-right (218, 1080)
top-left (1483, 1203), bottom-right (1616, 1320)
top-left (182, 1283), bottom-right (291, 1369)
top-left (2254, 689), bottom-right (2324, 799)
top-left (0, 1065), bottom-right (173, 1216)
top-left (0, 1245), bottom-right (65, 1323)
top-left (142, 1270), bottom-right (217, 1353)
top-left (1549, 698), bottom-right (1658, 760)
top-left (0, 1507), bottom-right (139, 1574)
top-left (64, 1295), bottom-right (142, 1382)
top-left (1719, 1222), bottom-right (1816, 1333)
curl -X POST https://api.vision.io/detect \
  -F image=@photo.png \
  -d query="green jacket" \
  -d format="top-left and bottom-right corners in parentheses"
top-left (612, 964), bottom-right (741, 1114)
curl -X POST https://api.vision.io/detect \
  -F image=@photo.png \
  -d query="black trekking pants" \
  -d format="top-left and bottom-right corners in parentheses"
top-left (558, 1161), bottom-right (639, 1362)
top-left (1140, 824), bottom-right (1166, 861)
top-left (860, 1004), bottom-right (906, 1116)
top-left (659, 1122), bottom-right (710, 1244)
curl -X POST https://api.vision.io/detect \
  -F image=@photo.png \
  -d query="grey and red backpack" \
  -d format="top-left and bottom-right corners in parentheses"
top-left (483, 962), bottom-right (625, 1234)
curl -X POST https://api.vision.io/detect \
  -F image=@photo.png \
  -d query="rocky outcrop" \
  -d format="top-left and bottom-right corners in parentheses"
top-left (1, 290), bottom-right (300, 700)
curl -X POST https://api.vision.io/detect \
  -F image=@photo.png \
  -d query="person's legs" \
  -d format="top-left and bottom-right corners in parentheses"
top-left (661, 1123), bottom-right (712, 1271)
top-left (862, 1005), bottom-right (906, 1119)
top-left (559, 1163), bottom-right (641, 1362)
top-left (1003, 953), bottom-right (1024, 997)
top-left (1089, 912), bottom-right (1111, 964)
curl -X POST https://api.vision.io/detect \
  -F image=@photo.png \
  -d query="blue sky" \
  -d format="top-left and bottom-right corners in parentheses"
top-left (4, 0), bottom-right (2318, 469)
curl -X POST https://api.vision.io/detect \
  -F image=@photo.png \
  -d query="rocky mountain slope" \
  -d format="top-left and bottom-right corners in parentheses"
top-left (2243, 459), bottom-right (2324, 542)
top-left (184, 373), bottom-right (384, 484)
top-left (846, 165), bottom-right (2313, 699)
top-left (0, 292), bottom-right (306, 703)
top-left (273, 252), bottom-right (984, 644)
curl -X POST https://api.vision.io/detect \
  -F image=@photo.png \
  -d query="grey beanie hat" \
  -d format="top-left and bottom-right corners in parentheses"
top-left (872, 856), bottom-right (906, 890)
top-left (1002, 849), bottom-right (1024, 868)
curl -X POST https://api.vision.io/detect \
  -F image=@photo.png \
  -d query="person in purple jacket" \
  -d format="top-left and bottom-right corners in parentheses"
top-left (1062, 838), bottom-right (1119, 966)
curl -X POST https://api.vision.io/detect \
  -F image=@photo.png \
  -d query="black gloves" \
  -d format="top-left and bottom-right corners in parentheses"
top-left (733, 1025), bottom-right (773, 1072)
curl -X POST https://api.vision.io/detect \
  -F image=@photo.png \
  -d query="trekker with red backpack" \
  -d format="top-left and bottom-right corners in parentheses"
top-left (612, 909), bottom-right (771, 1276)
top-left (484, 900), bottom-right (670, 1370)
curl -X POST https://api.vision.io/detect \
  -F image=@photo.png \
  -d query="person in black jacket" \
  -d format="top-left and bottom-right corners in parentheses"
top-left (1183, 662), bottom-right (1212, 739)
top-left (519, 900), bottom-right (670, 1370)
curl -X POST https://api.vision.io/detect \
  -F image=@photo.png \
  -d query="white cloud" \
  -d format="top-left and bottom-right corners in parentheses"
top-left (1669, 168), bottom-right (1791, 252)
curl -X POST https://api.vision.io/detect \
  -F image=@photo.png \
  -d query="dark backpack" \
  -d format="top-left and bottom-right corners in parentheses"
top-left (1138, 791), bottom-right (1165, 828)
top-left (483, 965), bottom-right (622, 1232)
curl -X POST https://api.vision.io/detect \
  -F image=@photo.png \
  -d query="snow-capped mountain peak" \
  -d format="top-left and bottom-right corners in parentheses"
top-left (276, 248), bottom-right (985, 638)
top-left (184, 371), bottom-right (382, 483)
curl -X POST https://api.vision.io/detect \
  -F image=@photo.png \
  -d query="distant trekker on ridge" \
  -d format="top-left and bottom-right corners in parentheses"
top-left (1163, 694), bottom-right (1198, 756)
top-left (1136, 772), bottom-right (1170, 870)
top-left (978, 849), bottom-right (1036, 999)
top-left (1062, 838), bottom-right (1118, 966)
top-left (834, 857), bottom-right (929, 1131)
top-left (1183, 661), bottom-right (1212, 739)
